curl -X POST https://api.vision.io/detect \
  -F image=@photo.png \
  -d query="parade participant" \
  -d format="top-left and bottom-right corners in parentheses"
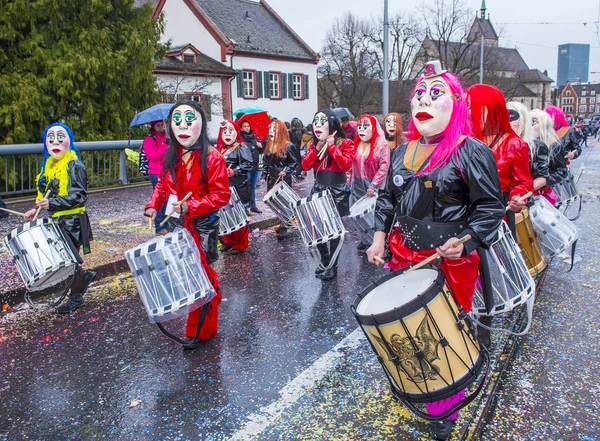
top-left (144, 101), bottom-right (230, 348)
top-left (544, 105), bottom-right (581, 160)
top-left (367, 61), bottom-right (505, 440)
top-left (261, 119), bottom-right (301, 239)
top-left (383, 112), bottom-right (406, 150)
top-left (24, 123), bottom-right (96, 314)
top-left (349, 114), bottom-right (390, 249)
top-left (289, 117), bottom-right (305, 179)
top-left (218, 119), bottom-right (253, 255)
top-left (239, 119), bottom-right (264, 214)
top-left (142, 120), bottom-right (170, 235)
top-left (341, 116), bottom-right (358, 141)
top-left (302, 109), bottom-right (354, 280)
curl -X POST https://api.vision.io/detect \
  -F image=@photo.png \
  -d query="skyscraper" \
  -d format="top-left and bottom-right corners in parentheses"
top-left (557, 43), bottom-right (590, 86)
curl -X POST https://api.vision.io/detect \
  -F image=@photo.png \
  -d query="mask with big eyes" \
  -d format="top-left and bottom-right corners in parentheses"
top-left (411, 77), bottom-right (453, 138)
top-left (357, 118), bottom-right (373, 143)
top-left (508, 109), bottom-right (522, 137)
top-left (531, 117), bottom-right (541, 138)
top-left (46, 126), bottom-right (71, 160)
top-left (221, 122), bottom-right (237, 146)
top-left (312, 112), bottom-right (329, 141)
top-left (385, 116), bottom-right (396, 135)
top-left (171, 104), bottom-right (202, 149)
top-left (268, 122), bottom-right (276, 141)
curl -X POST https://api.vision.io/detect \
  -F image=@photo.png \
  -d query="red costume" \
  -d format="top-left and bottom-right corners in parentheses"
top-left (491, 134), bottom-right (533, 200)
top-left (301, 138), bottom-right (355, 174)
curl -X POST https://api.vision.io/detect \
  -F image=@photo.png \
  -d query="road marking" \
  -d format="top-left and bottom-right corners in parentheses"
top-left (227, 327), bottom-right (365, 441)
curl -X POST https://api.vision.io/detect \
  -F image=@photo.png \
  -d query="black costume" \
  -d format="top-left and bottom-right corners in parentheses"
top-left (530, 139), bottom-right (550, 182)
top-left (559, 127), bottom-right (582, 159)
top-left (546, 140), bottom-right (569, 186)
top-left (262, 142), bottom-right (301, 190)
top-left (223, 142), bottom-right (254, 205)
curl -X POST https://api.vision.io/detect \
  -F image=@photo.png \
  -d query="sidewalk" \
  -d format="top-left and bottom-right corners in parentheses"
top-left (0, 174), bottom-right (314, 302)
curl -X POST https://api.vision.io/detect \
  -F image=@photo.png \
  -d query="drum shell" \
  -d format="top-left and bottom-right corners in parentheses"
top-left (4, 219), bottom-right (78, 292)
top-left (263, 181), bottom-right (300, 224)
top-left (294, 190), bottom-right (346, 248)
top-left (515, 208), bottom-right (547, 277)
top-left (348, 196), bottom-right (376, 243)
top-left (553, 172), bottom-right (579, 206)
top-left (219, 186), bottom-right (249, 236)
top-left (529, 196), bottom-right (578, 259)
top-left (353, 266), bottom-right (482, 403)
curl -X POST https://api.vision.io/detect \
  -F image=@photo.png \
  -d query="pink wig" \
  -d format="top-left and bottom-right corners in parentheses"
top-left (544, 105), bottom-right (570, 131)
top-left (354, 114), bottom-right (383, 163)
top-left (407, 72), bottom-right (472, 174)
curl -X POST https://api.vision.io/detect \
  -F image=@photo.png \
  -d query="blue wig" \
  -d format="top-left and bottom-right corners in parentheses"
top-left (40, 123), bottom-right (82, 170)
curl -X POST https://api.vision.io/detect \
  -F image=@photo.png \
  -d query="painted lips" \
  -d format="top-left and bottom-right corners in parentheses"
top-left (415, 112), bottom-right (434, 122)
top-left (314, 130), bottom-right (323, 135)
top-left (178, 134), bottom-right (190, 140)
top-left (52, 148), bottom-right (62, 154)
top-left (388, 129), bottom-right (396, 133)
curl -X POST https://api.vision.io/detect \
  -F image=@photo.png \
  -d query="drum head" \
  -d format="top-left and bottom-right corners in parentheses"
top-left (349, 196), bottom-right (376, 219)
top-left (356, 268), bottom-right (439, 316)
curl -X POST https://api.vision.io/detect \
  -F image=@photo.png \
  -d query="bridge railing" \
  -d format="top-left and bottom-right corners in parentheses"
top-left (0, 140), bottom-right (145, 197)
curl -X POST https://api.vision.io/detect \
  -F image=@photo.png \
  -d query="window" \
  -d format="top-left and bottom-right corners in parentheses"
top-left (184, 92), bottom-right (202, 102)
top-left (581, 98), bottom-right (586, 104)
top-left (592, 90), bottom-right (596, 96)
top-left (591, 97), bottom-right (596, 104)
top-left (582, 91), bottom-right (587, 96)
top-left (269, 72), bottom-right (281, 99)
top-left (183, 54), bottom-right (195, 63)
top-left (566, 91), bottom-right (571, 96)
top-left (562, 98), bottom-right (567, 104)
top-left (243, 70), bottom-right (255, 98)
top-left (579, 105), bottom-right (586, 113)
top-left (292, 74), bottom-right (303, 99)
top-left (591, 105), bottom-right (596, 113)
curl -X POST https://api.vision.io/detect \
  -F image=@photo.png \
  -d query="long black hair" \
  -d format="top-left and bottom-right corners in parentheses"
top-left (163, 100), bottom-right (210, 183)
top-left (311, 109), bottom-right (346, 145)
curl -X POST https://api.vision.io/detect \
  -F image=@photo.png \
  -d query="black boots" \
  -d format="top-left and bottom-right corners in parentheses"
top-left (181, 337), bottom-right (203, 350)
top-left (56, 270), bottom-right (97, 314)
top-left (56, 293), bottom-right (85, 314)
top-left (430, 420), bottom-right (455, 440)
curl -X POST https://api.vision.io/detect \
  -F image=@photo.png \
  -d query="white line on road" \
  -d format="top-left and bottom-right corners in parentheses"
top-left (227, 327), bottom-right (365, 441)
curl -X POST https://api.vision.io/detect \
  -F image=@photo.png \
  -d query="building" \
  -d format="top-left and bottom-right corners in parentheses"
top-left (139, 0), bottom-right (319, 136)
top-left (411, 1), bottom-right (553, 109)
top-left (558, 82), bottom-right (600, 118)
top-left (557, 44), bottom-right (590, 87)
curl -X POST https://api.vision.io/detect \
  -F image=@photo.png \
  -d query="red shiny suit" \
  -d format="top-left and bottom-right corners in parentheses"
top-left (492, 134), bottom-right (534, 200)
top-left (146, 148), bottom-right (230, 340)
top-left (301, 138), bottom-right (355, 173)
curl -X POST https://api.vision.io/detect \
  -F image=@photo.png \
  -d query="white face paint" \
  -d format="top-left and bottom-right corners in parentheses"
top-left (221, 122), bottom-right (237, 146)
top-left (531, 117), bottom-right (541, 138)
top-left (385, 116), bottom-right (396, 135)
top-left (268, 122), bottom-right (276, 141)
top-left (46, 126), bottom-right (71, 160)
top-left (508, 108), bottom-right (522, 137)
top-left (171, 104), bottom-right (202, 149)
top-left (411, 77), bottom-right (453, 139)
top-left (357, 118), bottom-right (373, 143)
top-left (312, 112), bottom-right (329, 141)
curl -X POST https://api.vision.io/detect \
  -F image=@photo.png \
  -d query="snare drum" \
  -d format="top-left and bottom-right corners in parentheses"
top-left (263, 181), bottom-right (300, 224)
top-left (515, 208), bottom-right (547, 277)
top-left (353, 266), bottom-right (483, 404)
top-left (553, 171), bottom-right (579, 206)
top-left (472, 222), bottom-right (535, 316)
top-left (219, 186), bottom-right (249, 236)
top-left (125, 228), bottom-right (215, 323)
top-left (348, 195), bottom-right (376, 243)
top-left (529, 196), bottom-right (578, 260)
top-left (4, 219), bottom-right (79, 292)
top-left (294, 190), bottom-right (346, 248)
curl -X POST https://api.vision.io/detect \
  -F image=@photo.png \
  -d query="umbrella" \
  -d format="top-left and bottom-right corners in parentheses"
top-left (332, 107), bottom-right (355, 120)
top-left (235, 111), bottom-right (271, 141)
top-left (130, 104), bottom-right (174, 128)
top-left (233, 106), bottom-right (267, 120)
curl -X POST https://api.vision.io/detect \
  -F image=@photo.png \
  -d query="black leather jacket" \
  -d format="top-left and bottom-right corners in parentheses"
top-left (261, 142), bottom-right (301, 190)
top-left (561, 127), bottom-right (581, 159)
top-left (547, 140), bottom-right (569, 186)
top-left (374, 137), bottom-right (505, 255)
top-left (224, 142), bottom-right (253, 204)
top-left (531, 139), bottom-right (550, 181)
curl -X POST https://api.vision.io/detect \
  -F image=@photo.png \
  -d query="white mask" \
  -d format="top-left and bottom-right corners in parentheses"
top-left (531, 117), bottom-right (541, 138)
top-left (221, 122), bottom-right (237, 146)
top-left (312, 112), bottom-right (329, 141)
top-left (357, 118), bottom-right (373, 142)
top-left (385, 116), bottom-right (396, 135)
top-left (171, 104), bottom-right (202, 149)
top-left (268, 123), bottom-right (276, 141)
top-left (46, 126), bottom-right (71, 160)
top-left (411, 77), bottom-right (453, 139)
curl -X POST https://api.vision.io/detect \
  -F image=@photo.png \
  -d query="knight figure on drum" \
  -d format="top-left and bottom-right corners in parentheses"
top-left (23, 123), bottom-right (96, 314)
top-left (367, 60), bottom-right (505, 440)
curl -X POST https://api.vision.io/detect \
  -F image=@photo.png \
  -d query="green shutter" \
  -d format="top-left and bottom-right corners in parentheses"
top-left (203, 94), bottom-right (212, 121)
top-left (304, 74), bottom-right (309, 99)
top-left (264, 71), bottom-right (270, 98)
top-left (282, 73), bottom-right (288, 99)
top-left (236, 70), bottom-right (243, 97)
top-left (257, 71), bottom-right (263, 98)
top-left (288, 73), bottom-right (293, 98)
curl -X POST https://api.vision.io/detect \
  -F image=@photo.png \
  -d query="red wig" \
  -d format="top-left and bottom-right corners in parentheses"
top-left (465, 84), bottom-right (515, 142)
top-left (544, 105), bottom-right (570, 131)
top-left (216, 119), bottom-right (242, 152)
top-left (355, 114), bottom-right (383, 162)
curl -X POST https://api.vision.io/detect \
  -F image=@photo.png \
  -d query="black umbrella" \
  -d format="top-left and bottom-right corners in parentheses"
top-left (332, 108), bottom-right (355, 120)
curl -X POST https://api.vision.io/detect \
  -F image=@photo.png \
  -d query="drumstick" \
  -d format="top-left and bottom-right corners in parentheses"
top-left (403, 234), bottom-right (472, 275)
top-left (148, 216), bottom-right (152, 231)
top-left (33, 190), bottom-right (51, 221)
top-left (274, 174), bottom-right (284, 187)
top-left (318, 131), bottom-right (337, 160)
top-left (505, 191), bottom-right (533, 212)
top-left (0, 206), bottom-right (26, 217)
top-left (160, 192), bottom-right (193, 226)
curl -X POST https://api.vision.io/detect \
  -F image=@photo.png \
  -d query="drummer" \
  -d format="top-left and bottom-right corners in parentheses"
top-left (145, 101), bottom-right (230, 349)
top-left (544, 105), bottom-right (581, 161)
top-left (367, 60), bottom-right (504, 440)
top-left (383, 112), bottom-right (406, 150)
top-left (24, 123), bottom-right (96, 314)
top-left (261, 119), bottom-right (301, 239)
top-left (217, 120), bottom-right (254, 255)
top-left (302, 109), bottom-right (354, 280)
top-left (349, 114), bottom-right (390, 250)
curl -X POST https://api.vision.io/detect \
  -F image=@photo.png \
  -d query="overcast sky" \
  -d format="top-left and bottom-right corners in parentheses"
top-left (267, 0), bottom-right (600, 85)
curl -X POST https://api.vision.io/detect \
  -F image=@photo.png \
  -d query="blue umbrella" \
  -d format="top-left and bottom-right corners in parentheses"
top-left (130, 104), bottom-right (174, 128)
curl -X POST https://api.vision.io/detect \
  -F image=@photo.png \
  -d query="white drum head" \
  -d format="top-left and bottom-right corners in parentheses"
top-left (349, 196), bottom-right (376, 219)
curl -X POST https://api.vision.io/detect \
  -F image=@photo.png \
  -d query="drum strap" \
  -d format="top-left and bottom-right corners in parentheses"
top-left (155, 302), bottom-right (211, 346)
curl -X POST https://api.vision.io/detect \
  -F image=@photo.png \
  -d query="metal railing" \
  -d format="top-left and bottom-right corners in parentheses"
top-left (0, 140), bottom-right (146, 197)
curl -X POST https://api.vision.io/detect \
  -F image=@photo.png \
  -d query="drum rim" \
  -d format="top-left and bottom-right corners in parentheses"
top-left (293, 189), bottom-right (330, 207)
top-left (6, 218), bottom-right (54, 242)
top-left (26, 262), bottom-right (78, 291)
top-left (352, 264), bottom-right (445, 325)
top-left (263, 180), bottom-right (290, 202)
top-left (218, 221), bottom-right (249, 236)
top-left (348, 196), bottom-right (376, 219)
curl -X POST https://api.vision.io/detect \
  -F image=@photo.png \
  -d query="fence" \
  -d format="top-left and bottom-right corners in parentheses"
top-left (0, 140), bottom-right (146, 197)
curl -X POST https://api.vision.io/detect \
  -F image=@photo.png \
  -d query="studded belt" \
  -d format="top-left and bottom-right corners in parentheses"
top-left (397, 216), bottom-right (466, 251)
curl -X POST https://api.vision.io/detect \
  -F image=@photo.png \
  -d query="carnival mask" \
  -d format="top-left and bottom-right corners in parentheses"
top-left (411, 77), bottom-right (453, 138)
top-left (171, 104), bottom-right (202, 149)
top-left (46, 126), bottom-right (71, 160)
top-left (385, 116), bottom-right (396, 135)
top-left (531, 117), bottom-right (541, 138)
top-left (221, 122), bottom-right (237, 146)
top-left (312, 112), bottom-right (329, 141)
top-left (268, 122), bottom-right (276, 141)
top-left (508, 109), bottom-right (522, 137)
top-left (357, 118), bottom-right (373, 142)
